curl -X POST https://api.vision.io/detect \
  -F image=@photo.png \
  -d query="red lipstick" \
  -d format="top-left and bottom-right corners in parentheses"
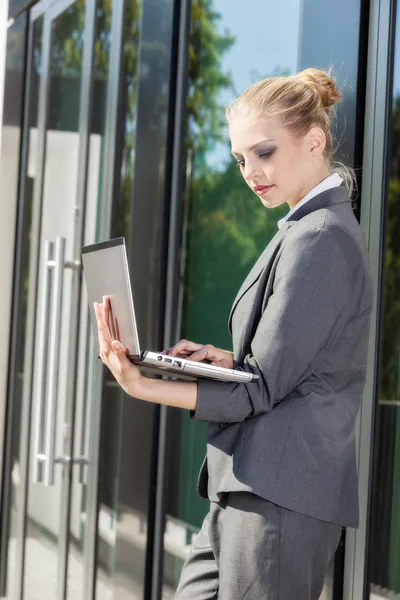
top-left (254, 185), bottom-right (274, 196)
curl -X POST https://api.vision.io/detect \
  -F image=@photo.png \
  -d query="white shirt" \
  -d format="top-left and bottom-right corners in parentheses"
top-left (277, 173), bottom-right (343, 230)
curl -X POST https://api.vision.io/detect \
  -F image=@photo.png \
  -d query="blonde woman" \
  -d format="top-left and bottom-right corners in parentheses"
top-left (95, 68), bottom-right (373, 599)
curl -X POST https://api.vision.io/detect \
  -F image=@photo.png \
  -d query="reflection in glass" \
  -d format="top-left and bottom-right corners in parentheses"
top-left (94, 1), bottom-right (142, 598)
top-left (3, 14), bottom-right (43, 600)
top-left (111, 0), bottom-right (141, 243)
top-left (23, 2), bottom-right (86, 598)
top-left (62, 1), bottom-right (113, 599)
top-left (163, 0), bottom-right (300, 595)
top-left (368, 4), bottom-right (400, 597)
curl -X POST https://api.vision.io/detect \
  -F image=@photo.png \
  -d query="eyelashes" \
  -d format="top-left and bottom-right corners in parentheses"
top-left (235, 147), bottom-right (277, 167)
top-left (259, 147), bottom-right (277, 159)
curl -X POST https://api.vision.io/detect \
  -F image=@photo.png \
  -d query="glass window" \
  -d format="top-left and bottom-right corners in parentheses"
top-left (95, 0), bottom-right (177, 594)
top-left (368, 4), bottom-right (400, 597)
top-left (162, 0), bottom-right (301, 595)
top-left (94, 0), bottom-right (143, 597)
top-left (0, 13), bottom-right (42, 597)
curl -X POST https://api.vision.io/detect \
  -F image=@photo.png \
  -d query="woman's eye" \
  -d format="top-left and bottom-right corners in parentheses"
top-left (259, 149), bottom-right (276, 160)
top-left (235, 159), bottom-right (244, 168)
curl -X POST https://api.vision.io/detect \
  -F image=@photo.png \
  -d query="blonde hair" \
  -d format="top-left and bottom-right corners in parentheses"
top-left (226, 68), bottom-right (356, 196)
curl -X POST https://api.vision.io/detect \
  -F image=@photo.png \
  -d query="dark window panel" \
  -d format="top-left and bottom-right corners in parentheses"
top-left (104, 0), bottom-right (176, 598)
top-left (368, 3), bottom-right (400, 596)
top-left (298, 0), bottom-right (363, 168)
top-left (0, 11), bottom-right (35, 598)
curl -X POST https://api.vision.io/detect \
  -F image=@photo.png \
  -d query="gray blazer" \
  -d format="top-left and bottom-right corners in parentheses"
top-left (192, 186), bottom-right (373, 528)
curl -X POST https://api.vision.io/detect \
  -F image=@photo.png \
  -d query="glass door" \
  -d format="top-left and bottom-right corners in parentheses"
top-left (8, 0), bottom-right (105, 598)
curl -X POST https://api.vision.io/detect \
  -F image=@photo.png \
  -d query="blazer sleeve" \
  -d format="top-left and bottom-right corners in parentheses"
top-left (192, 226), bottom-right (352, 423)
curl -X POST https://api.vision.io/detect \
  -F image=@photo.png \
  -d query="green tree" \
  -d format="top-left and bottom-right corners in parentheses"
top-left (371, 96), bottom-right (400, 594)
top-left (187, 0), bottom-right (235, 165)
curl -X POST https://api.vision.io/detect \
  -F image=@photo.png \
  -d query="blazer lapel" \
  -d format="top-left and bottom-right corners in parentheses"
top-left (227, 186), bottom-right (351, 334)
top-left (228, 222), bottom-right (293, 333)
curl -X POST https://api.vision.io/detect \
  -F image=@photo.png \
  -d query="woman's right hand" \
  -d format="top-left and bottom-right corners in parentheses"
top-left (165, 339), bottom-right (234, 369)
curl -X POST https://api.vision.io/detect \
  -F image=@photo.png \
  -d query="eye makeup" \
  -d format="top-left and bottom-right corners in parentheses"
top-left (233, 145), bottom-right (277, 167)
top-left (258, 146), bottom-right (277, 159)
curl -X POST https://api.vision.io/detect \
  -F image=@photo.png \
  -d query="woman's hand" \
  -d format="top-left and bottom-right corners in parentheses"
top-left (165, 339), bottom-right (234, 369)
top-left (94, 296), bottom-right (198, 411)
top-left (94, 296), bottom-right (143, 396)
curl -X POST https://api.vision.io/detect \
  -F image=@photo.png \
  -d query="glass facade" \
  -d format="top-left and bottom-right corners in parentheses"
top-left (0, 10), bottom-right (29, 598)
top-left (96, 0), bottom-right (177, 597)
top-left (94, 0), bottom-right (144, 595)
top-left (23, 3), bottom-right (87, 598)
top-left (162, 0), bottom-right (300, 594)
top-left (368, 2), bottom-right (400, 597)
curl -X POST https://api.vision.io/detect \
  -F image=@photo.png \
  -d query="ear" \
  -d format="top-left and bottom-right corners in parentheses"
top-left (307, 127), bottom-right (326, 156)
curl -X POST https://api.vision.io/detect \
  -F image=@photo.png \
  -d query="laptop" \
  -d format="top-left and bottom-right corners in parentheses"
top-left (81, 237), bottom-right (258, 383)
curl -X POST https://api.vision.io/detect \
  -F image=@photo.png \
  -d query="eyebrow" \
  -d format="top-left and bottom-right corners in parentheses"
top-left (231, 139), bottom-right (276, 156)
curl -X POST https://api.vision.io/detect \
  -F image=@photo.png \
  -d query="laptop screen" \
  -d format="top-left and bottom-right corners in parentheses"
top-left (81, 237), bottom-right (141, 358)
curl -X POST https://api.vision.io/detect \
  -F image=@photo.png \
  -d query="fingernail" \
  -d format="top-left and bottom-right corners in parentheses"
top-left (113, 341), bottom-right (122, 350)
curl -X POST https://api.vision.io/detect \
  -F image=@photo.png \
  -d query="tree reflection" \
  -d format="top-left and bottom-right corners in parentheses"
top-left (171, 0), bottom-right (288, 549)
top-left (183, 1), bottom-right (286, 350)
top-left (372, 94), bottom-right (400, 594)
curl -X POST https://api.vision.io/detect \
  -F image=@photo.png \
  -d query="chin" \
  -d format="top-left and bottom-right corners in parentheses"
top-left (261, 199), bottom-right (272, 208)
top-left (261, 198), bottom-right (282, 209)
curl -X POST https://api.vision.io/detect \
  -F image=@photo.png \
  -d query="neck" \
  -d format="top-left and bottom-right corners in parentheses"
top-left (287, 167), bottom-right (331, 210)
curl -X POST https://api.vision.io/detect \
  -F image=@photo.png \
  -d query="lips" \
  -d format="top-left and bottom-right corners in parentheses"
top-left (254, 185), bottom-right (274, 196)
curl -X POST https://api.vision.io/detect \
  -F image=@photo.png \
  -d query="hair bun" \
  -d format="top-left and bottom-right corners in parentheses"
top-left (294, 68), bottom-right (342, 113)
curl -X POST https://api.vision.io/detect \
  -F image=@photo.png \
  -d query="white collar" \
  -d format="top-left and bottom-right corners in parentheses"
top-left (277, 173), bottom-right (343, 229)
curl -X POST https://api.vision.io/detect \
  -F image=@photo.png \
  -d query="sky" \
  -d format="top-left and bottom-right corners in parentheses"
top-left (216, 0), bottom-right (302, 92)
top-left (205, 0), bottom-right (302, 166)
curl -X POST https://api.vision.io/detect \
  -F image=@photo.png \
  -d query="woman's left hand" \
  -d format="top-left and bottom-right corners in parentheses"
top-left (94, 296), bottom-right (143, 396)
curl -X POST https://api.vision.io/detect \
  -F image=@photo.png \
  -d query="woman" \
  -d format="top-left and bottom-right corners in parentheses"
top-left (94, 68), bottom-right (373, 599)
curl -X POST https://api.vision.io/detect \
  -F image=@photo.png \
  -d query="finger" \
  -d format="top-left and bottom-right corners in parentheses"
top-left (94, 302), bottom-right (112, 353)
top-left (163, 347), bottom-right (189, 357)
top-left (187, 344), bottom-right (215, 363)
top-left (105, 296), bottom-right (116, 340)
top-left (103, 295), bottom-right (111, 330)
top-left (115, 316), bottom-right (121, 342)
top-left (168, 340), bottom-right (202, 357)
top-left (111, 316), bottom-right (116, 341)
top-left (111, 340), bottom-right (131, 368)
top-left (169, 349), bottom-right (193, 358)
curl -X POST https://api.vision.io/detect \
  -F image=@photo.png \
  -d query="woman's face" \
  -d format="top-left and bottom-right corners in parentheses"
top-left (229, 115), bottom-right (328, 210)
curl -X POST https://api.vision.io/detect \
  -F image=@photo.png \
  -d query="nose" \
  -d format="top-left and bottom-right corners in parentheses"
top-left (242, 160), bottom-right (259, 183)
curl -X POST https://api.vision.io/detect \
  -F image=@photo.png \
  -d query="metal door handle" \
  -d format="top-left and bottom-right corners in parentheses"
top-left (78, 318), bottom-right (93, 484)
top-left (32, 236), bottom-right (82, 486)
top-left (32, 240), bottom-right (54, 483)
top-left (43, 236), bottom-right (66, 486)
top-left (54, 456), bottom-right (89, 466)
